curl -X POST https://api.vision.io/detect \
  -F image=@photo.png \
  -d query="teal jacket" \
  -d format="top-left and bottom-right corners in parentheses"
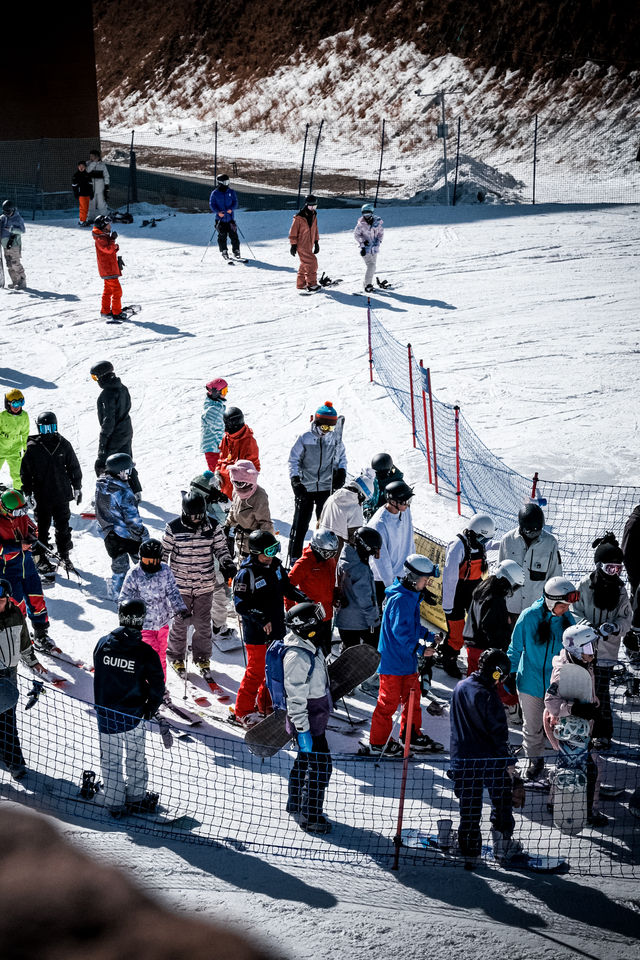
top-left (506, 597), bottom-right (574, 699)
top-left (200, 396), bottom-right (226, 454)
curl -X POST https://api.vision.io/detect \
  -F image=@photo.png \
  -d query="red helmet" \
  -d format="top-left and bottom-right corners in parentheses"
top-left (206, 378), bottom-right (228, 400)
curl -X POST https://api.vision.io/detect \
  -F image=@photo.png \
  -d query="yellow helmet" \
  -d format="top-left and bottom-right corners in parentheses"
top-left (4, 389), bottom-right (25, 412)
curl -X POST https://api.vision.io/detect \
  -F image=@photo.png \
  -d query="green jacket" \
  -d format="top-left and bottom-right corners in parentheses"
top-left (0, 409), bottom-right (30, 457)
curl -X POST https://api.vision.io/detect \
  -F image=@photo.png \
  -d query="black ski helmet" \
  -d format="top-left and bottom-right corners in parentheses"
top-left (139, 538), bottom-right (163, 572)
top-left (90, 360), bottom-right (114, 382)
top-left (518, 502), bottom-right (545, 540)
top-left (0, 577), bottom-right (12, 598)
top-left (105, 452), bottom-right (134, 477)
top-left (248, 529), bottom-right (280, 556)
top-left (223, 406), bottom-right (245, 434)
top-left (305, 194), bottom-right (318, 206)
top-left (385, 479), bottom-right (414, 505)
top-left (2, 200), bottom-right (16, 216)
top-left (36, 411), bottom-right (57, 435)
top-left (93, 214), bottom-right (112, 232)
top-left (353, 526), bottom-right (382, 561)
top-left (477, 648), bottom-right (511, 683)
top-left (371, 452), bottom-right (394, 475)
top-left (118, 598), bottom-right (146, 629)
top-left (285, 601), bottom-right (324, 641)
top-left (181, 491), bottom-right (206, 525)
top-left (216, 173), bottom-right (230, 186)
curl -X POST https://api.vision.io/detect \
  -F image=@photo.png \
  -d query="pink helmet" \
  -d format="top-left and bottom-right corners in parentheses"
top-left (228, 459), bottom-right (259, 500)
top-left (206, 378), bottom-right (228, 399)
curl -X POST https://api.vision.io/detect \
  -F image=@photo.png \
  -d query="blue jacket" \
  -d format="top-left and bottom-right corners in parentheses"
top-left (377, 578), bottom-right (426, 675)
top-left (232, 555), bottom-right (306, 645)
top-left (450, 672), bottom-right (510, 762)
top-left (95, 475), bottom-right (146, 543)
top-left (506, 597), bottom-right (575, 699)
top-left (200, 396), bottom-right (226, 454)
top-left (93, 626), bottom-right (165, 734)
top-left (209, 187), bottom-right (238, 222)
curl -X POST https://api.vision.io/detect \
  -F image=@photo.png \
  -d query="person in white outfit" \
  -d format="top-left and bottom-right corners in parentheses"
top-left (367, 479), bottom-right (415, 611)
top-left (354, 203), bottom-right (384, 293)
top-left (318, 479), bottom-right (366, 555)
top-left (87, 149), bottom-right (111, 219)
top-left (497, 503), bottom-right (562, 616)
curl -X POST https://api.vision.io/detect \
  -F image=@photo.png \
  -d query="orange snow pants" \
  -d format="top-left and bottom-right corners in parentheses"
top-left (78, 196), bottom-right (90, 223)
top-left (235, 643), bottom-right (272, 719)
top-left (369, 673), bottom-right (423, 746)
top-left (296, 250), bottom-right (318, 289)
top-left (101, 278), bottom-right (122, 316)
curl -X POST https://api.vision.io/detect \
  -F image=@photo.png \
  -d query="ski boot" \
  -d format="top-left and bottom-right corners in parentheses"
top-left (406, 732), bottom-right (445, 754)
top-left (221, 250), bottom-right (230, 261)
top-left (80, 770), bottom-right (101, 800)
top-left (169, 659), bottom-right (186, 678)
top-left (366, 738), bottom-right (405, 758)
top-left (35, 552), bottom-right (57, 579)
top-left (32, 624), bottom-right (56, 654)
top-left (491, 829), bottom-right (526, 865)
top-left (439, 645), bottom-right (463, 679)
top-left (364, 283), bottom-right (375, 293)
top-left (301, 814), bottom-right (332, 834)
top-left (127, 791), bottom-right (160, 814)
top-left (524, 757), bottom-right (545, 782)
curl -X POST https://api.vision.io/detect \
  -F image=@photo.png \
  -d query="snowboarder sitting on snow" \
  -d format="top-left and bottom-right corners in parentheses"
top-left (20, 411), bottom-right (82, 579)
top-left (368, 554), bottom-right (444, 757)
top-left (318, 478), bottom-right (367, 556)
top-left (119, 539), bottom-right (188, 680)
top-left (363, 453), bottom-right (404, 521)
top-left (216, 406), bottom-right (260, 500)
top-left (450, 648), bottom-right (527, 865)
top-left (354, 203), bottom-right (384, 293)
top-left (71, 160), bottom-right (94, 226)
top-left (0, 199), bottom-right (27, 288)
top-left (93, 598), bottom-right (165, 818)
top-left (200, 377), bottom-right (228, 473)
top-left (225, 460), bottom-right (274, 560)
top-left (0, 389), bottom-right (30, 490)
top-left (543, 623), bottom-right (608, 828)
top-left (289, 194), bottom-right (321, 292)
top-left (95, 453), bottom-right (148, 600)
top-left (288, 401), bottom-right (347, 564)
top-left (0, 489), bottom-right (52, 651)
top-left (285, 529), bottom-right (340, 655)
top-left (335, 526), bottom-right (382, 650)
top-left (232, 531), bottom-right (307, 727)
top-left (283, 602), bottom-right (334, 834)
top-left (92, 215), bottom-right (126, 321)
top-left (90, 360), bottom-right (142, 497)
top-left (209, 173), bottom-right (241, 261)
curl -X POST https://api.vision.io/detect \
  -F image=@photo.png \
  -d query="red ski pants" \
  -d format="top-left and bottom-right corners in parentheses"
top-left (369, 673), bottom-right (423, 746)
top-left (235, 643), bottom-right (272, 719)
top-left (101, 278), bottom-right (122, 315)
top-left (78, 196), bottom-right (90, 223)
top-left (204, 452), bottom-right (220, 471)
top-left (296, 251), bottom-right (318, 289)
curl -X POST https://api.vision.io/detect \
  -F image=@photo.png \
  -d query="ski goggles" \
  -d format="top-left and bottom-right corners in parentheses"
top-left (8, 399), bottom-right (24, 408)
top-left (602, 563), bottom-right (623, 576)
top-left (232, 480), bottom-right (253, 491)
top-left (140, 555), bottom-right (161, 568)
top-left (263, 541), bottom-right (281, 558)
top-left (389, 495), bottom-right (414, 507)
top-left (552, 591), bottom-right (580, 605)
top-left (307, 204), bottom-right (317, 210)
top-left (38, 423), bottom-right (57, 434)
top-left (318, 424), bottom-right (335, 433)
top-left (220, 386), bottom-right (229, 397)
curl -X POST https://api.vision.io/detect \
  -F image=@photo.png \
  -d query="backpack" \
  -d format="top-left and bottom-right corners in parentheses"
top-left (265, 638), bottom-right (314, 712)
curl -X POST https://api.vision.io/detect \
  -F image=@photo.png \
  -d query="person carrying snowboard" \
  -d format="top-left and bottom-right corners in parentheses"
top-left (0, 389), bottom-right (30, 490)
top-left (283, 601), bottom-right (334, 833)
top-left (20, 411), bottom-right (82, 579)
top-left (71, 160), bottom-right (94, 226)
top-left (200, 378), bottom-right (228, 473)
top-left (0, 489), bottom-right (51, 650)
top-left (92, 215), bottom-right (126, 321)
top-left (209, 174), bottom-right (241, 261)
top-left (95, 453), bottom-right (148, 599)
top-left (0, 199), bottom-right (27, 288)
top-left (354, 203), bottom-right (384, 293)
top-left (216, 406), bottom-right (260, 500)
top-left (225, 460), bottom-right (274, 560)
top-left (90, 360), bottom-right (142, 497)
top-left (289, 195), bottom-right (320, 293)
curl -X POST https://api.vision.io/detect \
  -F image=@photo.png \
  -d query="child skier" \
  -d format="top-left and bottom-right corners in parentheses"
top-left (71, 161), bottom-right (94, 226)
top-left (216, 406), bottom-right (260, 499)
top-left (200, 378), bottom-right (228, 473)
top-left (354, 203), bottom-right (384, 293)
top-left (0, 200), bottom-right (27, 289)
top-left (0, 389), bottom-right (29, 489)
top-left (289, 195), bottom-right (320, 293)
top-left (92, 215), bottom-right (125, 320)
top-left (225, 460), bottom-right (274, 560)
top-left (285, 529), bottom-right (340, 654)
top-left (335, 526), bottom-right (382, 649)
top-left (0, 489), bottom-right (51, 650)
top-left (209, 173), bottom-right (241, 261)
top-left (95, 453), bottom-right (148, 599)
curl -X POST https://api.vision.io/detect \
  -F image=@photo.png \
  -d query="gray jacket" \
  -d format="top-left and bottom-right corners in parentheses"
top-left (571, 572), bottom-right (632, 663)
top-left (288, 423), bottom-right (347, 493)
top-left (335, 544), bottom-right (380, 631)
top-left (283, 633), bottom-right (329, 734)
top-left (497, 526), bottom-right (562, 614)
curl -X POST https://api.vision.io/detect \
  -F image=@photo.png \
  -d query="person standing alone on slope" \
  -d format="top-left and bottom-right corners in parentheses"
top-left (289, 195), bottom-right (320, 293)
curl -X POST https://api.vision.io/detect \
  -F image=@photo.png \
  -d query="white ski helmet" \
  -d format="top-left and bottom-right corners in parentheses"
top-left (562, 623), bottom-right (598, 657)
top-left (494, 559), bottom-right (525, 590)
top-left (466, 513), bottom-right (496, 544)
top-left (310, 528), bottom-right (340, 559)
top-left (543, 576), bottom-right (579, 611)
top-left (402, 553), bottom-right (439, 589)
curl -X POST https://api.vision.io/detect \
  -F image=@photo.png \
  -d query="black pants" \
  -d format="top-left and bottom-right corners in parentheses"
top-left (592, 664), bottom-right (613, 741)
top-left (0, 706), bottom-right (25, 772)
top-left (34, 498), bottom-right (72, 557)
top-left (339, 627), bottom-right (377, 649)
top-left (217, 220), bottom-right (240, 255)
top-left (289, 490), bottom-right (331, 563)
top-left (288, 733), bottom-right (332, 823)
top-left (452, 760), bottom-right (514, 857)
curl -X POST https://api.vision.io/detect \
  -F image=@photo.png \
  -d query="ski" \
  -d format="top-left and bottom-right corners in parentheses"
top-left (401, 831), bottom-right (567, 873)
top-left (158, 700), bottom-right (203, 727)
top-left (28, 664), bottom-right (67, 688)
top-left (70, 791), bottom-right (188, 824)
top-left (197, 667), bottom-right (232, 703)
top-left (40, 647), bottom-right (94, 675)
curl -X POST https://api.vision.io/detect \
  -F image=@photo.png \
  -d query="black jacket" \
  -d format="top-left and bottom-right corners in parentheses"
top-left (450, 672), bottom-right (510, 763)
top-left (232, 555), bottom-right (306, 644)
top-left (71, 169), bottom-right (94, 199)
top-left (463, 576), bottom-right (513, 652)
top-left (96, 374), bottom-right (133, 459)
top-left (93, 626), bottom-right (165, 734)
top-left (20, 434), bottom-right (82, 503)
top-left (622, 503), bottom-right (640, 595)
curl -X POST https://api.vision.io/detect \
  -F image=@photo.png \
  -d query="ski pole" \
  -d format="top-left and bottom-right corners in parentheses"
top-left (235, 223), bottom-right (257, 260)
top-left (200, 223), bottom-right (218, 263)
top-left (184, 625), bottom-right (193, 701)
top-left (237, 614), bottom-right (247, 667)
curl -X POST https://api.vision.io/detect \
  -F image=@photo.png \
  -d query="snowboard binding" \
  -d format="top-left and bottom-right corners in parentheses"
top-left (80, 769), bottom-right (102, 800)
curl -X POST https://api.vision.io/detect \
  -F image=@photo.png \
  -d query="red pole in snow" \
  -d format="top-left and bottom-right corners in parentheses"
top-left (407, 344), bottom-right (417, 448)
top-left (531, 471), bottom-right (539, 500)
top-left (454, 405), bottom-right (462, 515)
top-left (392, 687), bottom-right (416, 871)
top-left (419, 360), bottom-right (432, 485)
top-left (367, 300), bottom-right (373, 383)
top-left (426, 367), bottom-right (439, 494)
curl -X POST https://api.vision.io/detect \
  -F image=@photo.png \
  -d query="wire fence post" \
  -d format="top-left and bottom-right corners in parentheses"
top-left (308, 120), bottom-right (324, 197)
top-left (126, 130), bottom-right (137, 214)
top-left (532, 114), bottom-right (538, 205)
top-left (367, 301), bottom-right (373, 382)
top-left (374, 119), bottom-right (386, 207)
top-left (452, 117), bottom-right (461, 206)
top-left (407, 344), bottom-right (417, 448)
top-left (531, 471), bottom-right (539, 500)
top-left (454, 405), bottom-right (462, 515)
top-left (297, 123), bottom-right (309, 209)
top-left (426, 367), bottom-right (439, 494)
top-left (419, 360), bottom-right (433, 485)
top-left (392, 687), bottom-right (416, 870)
top-left (213, 121), bottom-right (218, 183)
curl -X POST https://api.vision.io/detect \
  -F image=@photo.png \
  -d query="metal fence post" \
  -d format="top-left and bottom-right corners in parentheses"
top-left (297, 123), bottom-right (309, 209)
top-left (374, 119), bottom-right (386, 207)
top-left (454, 405), bottom-right (462, 515)
top-left (368, 301), bottom-right (373, 382)
top-left (214, 121), bottom-right (218, 183)
top-left (532, 114), bottom-right (538, 205)
top-left (452, 117), bottom-right (461, 206)
top-left (407, 344), bottom-right (417, 448)
top-left (426, 367), bottom-right (439, 494)
top-left (419, 360), bottom-right (433, 485)
top-left (308, 120), bottom-right (324, 197)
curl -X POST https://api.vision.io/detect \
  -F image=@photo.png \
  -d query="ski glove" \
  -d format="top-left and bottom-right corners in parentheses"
top-left (117, 256), bottom-right (125, 271)
top-left (220, 559), bottom-right (238, 580)
top-left (571, 701), bottom-right (597, 720)
top-left (599, 622), bottom-right (619, 636)
top-left (73, 489), bottom-right (82, 505)
top-left (290, 244), bottom-right (297, 257)
top-left (6, 235), bottom-right (15, 250)
top-left (332, 468), bottom-right (346, 490)
top-left (313, 242), bottom-right (320, 254)
top-left (111, 231), bottom-right (118, 240)
top-left (297, 731), bottom-right (313, 753)
top-left (360, 247), bottom-right (366, 257)
top-left (291, 476), bottom-right (307, 498)
top-left (94, 458), bottom-right (106, 476)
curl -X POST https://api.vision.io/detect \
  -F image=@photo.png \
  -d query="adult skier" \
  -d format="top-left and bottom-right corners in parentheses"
top-left (87, 148), bottom-right (110, 219)
top-left (92, 215), bottom-right (126, 321)
top-left (497, 503), bottom-right (563, 615)
top-left (289, 194), bottom-right (320, 292)
top-left (93, 598), bottom-right (165, 817)
top-left (335, 526), bottom-right (382, 649)
top-left (286, 529), bottom-right (340, 653)
top-left (363, 452), bottom-right (404, 521)
top-left (20, 411), bottom-right (82, 578)
top-left (0, 200), bottom-right (27, 289)
top-left (440, 513), bottom-right (496, 679)
top-left (463, 559), bottom-right (525, 675)
top-left (209, 173), bottom-right (241, 261)
top-left (200, 378), bottom-right (228, 473)
top-left (622, 501), bottom-right (640, 596)
top-left (0, 489), bottom-right (51, 650)
top-left (283, 601), bottom-right (334, 833)
top-left (288, 402), bottom-right (347, 564)
top-left (95, 453), bottom-right (148, 599)
top-left (71, 160), bottom-right (94, 226)
top-left (0, 389), bottom-right (30, 489)
top-left (90, 360), bottom-right (141, 496)
top-left (367, 479), bottom-right (416, 611)
top-left (225, 460), bottom-right (274, 560)
top-left (318, 478), bottom-right (366, 554)
top-left (216, 406), bottom-right (260, 500)
top-left (354, 203), bottom-right (384, 293)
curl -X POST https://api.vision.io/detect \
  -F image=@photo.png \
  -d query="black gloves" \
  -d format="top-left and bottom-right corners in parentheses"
top-left (220, 559), bottom-right (238, 580)
top-left (290, 244), bottom-right (297, 257)
top-left (571, 701), bottom-right (598, 720)
top-left (94, 458), bottom-right (106, 476)
top-left (313, 242), bottom-right (320, 254)
top-left (117, 255), bottom-right (125, 271)
top-left (291, 476), bottom-right (307, 498)
top-left (6, 235), bottom-right (15, 250)
top-left (360, 247), bottom-right (366, 257)
top-left (503, 672), bottom-right (517, 696)
top-left (111, 230), bottom-right (118, 240)
top-left (104, 186), bottom-right (110, 202)
top-left (332, 467), bottom-right (346, 489)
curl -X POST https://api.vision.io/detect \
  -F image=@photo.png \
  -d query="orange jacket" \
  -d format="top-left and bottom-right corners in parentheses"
top-left (216, 425), bottom-right (260, 499)
top-left (93, 227), bottom-right (121, 279)
top-left (285, 545), bottom-right (337, 620)
top-left (288, 210), bottom-right (319, 255)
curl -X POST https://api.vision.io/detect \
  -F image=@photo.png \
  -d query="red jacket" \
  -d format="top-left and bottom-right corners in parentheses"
top-left (0, 513), bottom-right (37, 564)
top-left (93, 227), bottom-right (121, 279)
top-left (285, 545), bottom-right (337, 621)
top-left (216, 425), bottom-right (260, 499)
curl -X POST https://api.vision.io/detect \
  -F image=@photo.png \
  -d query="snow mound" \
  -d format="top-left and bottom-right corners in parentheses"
top-left (409, 154), bottom-right (526, 204)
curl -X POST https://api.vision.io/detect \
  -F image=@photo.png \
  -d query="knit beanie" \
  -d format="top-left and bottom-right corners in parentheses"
top-left (592, 532), bottom-right (624, 565)
top-left (314, 401), bottom-right (338, 426)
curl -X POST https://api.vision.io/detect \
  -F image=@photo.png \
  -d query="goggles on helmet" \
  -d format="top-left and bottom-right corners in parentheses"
top-left (389, 495), bottom-right (413, 507)
top-left (220, 386), bottom-right (229, 397)
top-left (140, 555), bottom-right (161, 568)
top-left (553, 591), bottom-right (580, 605)
top-left (602, 562), bottom-right (623, 576)
top-left (232, 480), bottom-right (253, 490)
top-left (263, 541), bottom-right (281, 558)
top-left (38, 423), bottom-right (57, 434)
top-left (9, 399), bottom-right (24, 408)
top-left (307, 204), bottom-right (317, 210)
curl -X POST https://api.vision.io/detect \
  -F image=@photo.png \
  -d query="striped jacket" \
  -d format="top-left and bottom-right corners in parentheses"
top-left (161, 516), bottom-right (231, 595)
top-left (200, 396), bottom-right (226, 454)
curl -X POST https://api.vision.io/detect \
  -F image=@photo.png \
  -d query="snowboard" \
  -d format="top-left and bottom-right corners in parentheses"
top-left (105, 304), bottom-right (142, 324)
top-left (244, 644), bottom-right (381, 758)
top-left (552, 662), bottom-right (592, 835)
top-left (401, 830), bottom-right (566, 873)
